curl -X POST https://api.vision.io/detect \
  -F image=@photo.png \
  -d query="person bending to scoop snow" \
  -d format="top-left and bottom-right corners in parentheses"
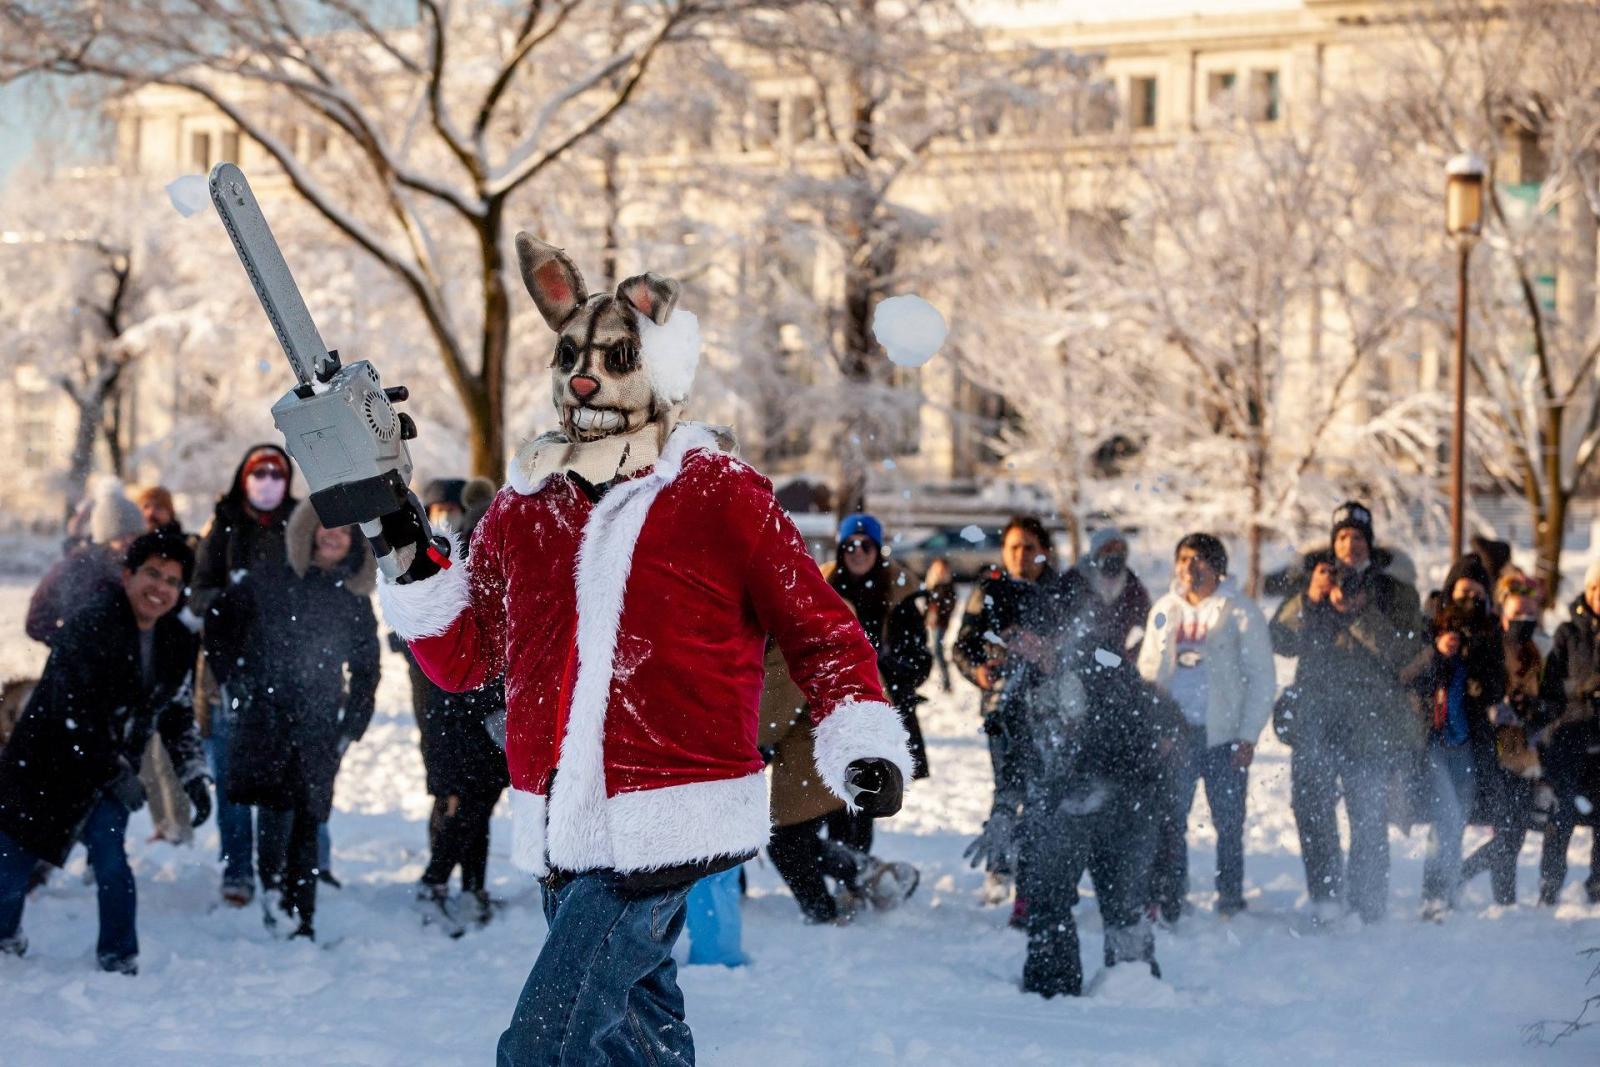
top-left (372, 235), bottom-right (913, 1067)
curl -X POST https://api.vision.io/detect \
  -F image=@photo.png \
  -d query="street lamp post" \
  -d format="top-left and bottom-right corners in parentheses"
top-left (1445, 152), bottom-right (1486, 562)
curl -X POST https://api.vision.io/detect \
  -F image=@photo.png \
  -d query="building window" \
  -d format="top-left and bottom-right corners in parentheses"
top-left (791, 96), bottom-right (818, 144)
top-left (221, 130), bottom-right (241, 164)
top-left (1207, 70), bottom-right (1237, 107)
top-left (191, 131), bottom-right (212, 171)
top-left (750, 98), bottom-right (781, 150)
top-left (1250, 69), bottom-right (1281, 122)
top-left (1129, 77), bottom-right (1158, 130)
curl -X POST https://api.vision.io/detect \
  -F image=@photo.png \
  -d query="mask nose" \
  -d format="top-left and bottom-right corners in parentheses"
top-left (569, 375), bottom-right (600, 400)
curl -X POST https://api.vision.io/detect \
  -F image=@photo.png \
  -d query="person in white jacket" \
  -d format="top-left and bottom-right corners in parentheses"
top-left (1137, 533), bottom-right (1275, 920)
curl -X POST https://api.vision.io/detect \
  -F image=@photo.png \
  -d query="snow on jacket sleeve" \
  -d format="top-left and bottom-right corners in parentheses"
top-left (740, 491), bottom-right (912, 804)
top-left (377, 502), bottom-right (507, 694)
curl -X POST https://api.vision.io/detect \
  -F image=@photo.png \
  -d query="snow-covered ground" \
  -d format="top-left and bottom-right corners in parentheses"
top-left (1, 576), bottom-right (1598, 1065)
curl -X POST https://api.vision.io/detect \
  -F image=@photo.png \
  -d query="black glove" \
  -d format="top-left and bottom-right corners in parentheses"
top-left (369, 490), bottom-right (453, 585)
top-left (185, 776), bottom-right (213, 828)
top-left (107, 765), bottom-right (146, 813)
top-left (844, 758), bottom-right (904, 817)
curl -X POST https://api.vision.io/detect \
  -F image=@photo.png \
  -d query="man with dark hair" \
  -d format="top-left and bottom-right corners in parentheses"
top-left (1271, 502), bottom-right (1423, 924)
top-left (955, 513), bottom-right (1072, 905)
top-left (0, 529), bottom-right (212, 974)
top-left (1138, 533), bottom-right (1275, 920)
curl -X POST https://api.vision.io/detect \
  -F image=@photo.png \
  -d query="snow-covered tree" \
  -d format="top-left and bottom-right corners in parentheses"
top-left (2, 0), bottom-right (745, 480)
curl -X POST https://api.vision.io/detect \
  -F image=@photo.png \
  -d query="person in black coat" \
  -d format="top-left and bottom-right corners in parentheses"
top-left (0, 530), bottom-right (211, 974)
top-left (1534, 562), bottom-right (1600, 905)
top-left (1017, 655), bottom-right (1181, 997)
top-left (1060, 527), bottom-right (1152, 659)
top-left (203, 501), bottom-right (379, 940)
top-left (408, 476), bottom-right (509, 926)
top-left (191, 444), bottom-right (298, 616)
top-left (1402, 556), bottom-right (1506, 918)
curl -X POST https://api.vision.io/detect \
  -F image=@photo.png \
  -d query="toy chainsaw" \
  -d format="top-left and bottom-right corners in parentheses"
top-left (208, 163), bottom-right (450, 583)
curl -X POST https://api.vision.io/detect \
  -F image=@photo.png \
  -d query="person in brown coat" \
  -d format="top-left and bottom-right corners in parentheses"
top-left (760, 647), bottom-right (918, 922)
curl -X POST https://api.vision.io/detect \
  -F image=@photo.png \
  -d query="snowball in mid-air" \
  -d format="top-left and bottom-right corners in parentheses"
top-left (873, 294), bottom-right (948, 367)
top-left (166, 174), bottom-right (212, 218)
top-left (637, 307), bottom-right (701, 406)
top-left (959, 524), bottom-right (986, 544)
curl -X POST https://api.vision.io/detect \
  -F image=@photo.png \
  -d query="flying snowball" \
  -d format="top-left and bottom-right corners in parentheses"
top-left (959, 525), bottom-right (986, 544)
top-left (166, 174), bottom-right (211, 218)
top-left (873, 294), bottom-right (948, 367)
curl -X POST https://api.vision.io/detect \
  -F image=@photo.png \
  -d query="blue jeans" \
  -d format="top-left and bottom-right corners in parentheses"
top-left (0, 798), bottom-right (138, 962)
top-left (1423, 743), bottom-right (1476, 907)
top-left (207, 700), bottom-right (255, 887)
top-left (1153, 727), bottom-right (1250, 911)
top-left (497, 872), bottom-right (694, 1066)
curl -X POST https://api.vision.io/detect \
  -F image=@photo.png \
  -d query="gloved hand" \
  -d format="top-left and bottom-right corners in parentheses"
top-left (185, 776), bottom-right (213, 828)
top-left (369, 491), bottom-right (453, 585)
top-left (963, 808), bottom-right (1017, 871)
top-left (107, 764), bottom-right (146, 813)
top-left (843, 758), bottom-right (904, 817)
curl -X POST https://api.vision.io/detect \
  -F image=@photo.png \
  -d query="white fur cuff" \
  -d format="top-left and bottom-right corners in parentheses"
top-left (376, 546), bottom-right (470, 641)
top-left (811, 700), bottom-right (913, 806)
top-left (509, 787), bottom-right (548, 875)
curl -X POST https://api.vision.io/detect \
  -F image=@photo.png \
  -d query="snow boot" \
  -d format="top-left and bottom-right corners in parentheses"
top-left (414, 883), bottom-right (466, 939)
top-left (318, 869), bottom-right (343, 890)
top-left (0, 931), bottom-right (25, 958)
top-left (1021, 919), bottom-right (1082, 998)
top-left (98, 952), bottom-right (138, 976)
top-left (864, 859), bottom-right (919, 912)
top-left (289, 918), bottom-right (316, 943)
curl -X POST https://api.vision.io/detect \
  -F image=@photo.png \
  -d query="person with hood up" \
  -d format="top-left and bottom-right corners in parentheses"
top-left (193, 444), bottom-right (299, 907)
top-left (1138, 533), bottom-right (1275, 921)
top-left (405, 476), bottom-right (510, 932)
top-left (1533, 560), bottom-right (1600, 905)
top-left (1016, 650), bottom-right (1181, 997)
top-left (1064, 527), bottom-right (1151, 659)
top-left (1270, 502), bottom-right (1424, 924)
top-left (1459, 583), bottom-right (1546, 904)
top-left (0, 529), bottom-right (212, 975)
top-left (954, 515), bottom-right (1072, 905)
top-left (1402, 556), bottom-right (1506, 919)
top-left (203, 500), bottom-right (380, 941)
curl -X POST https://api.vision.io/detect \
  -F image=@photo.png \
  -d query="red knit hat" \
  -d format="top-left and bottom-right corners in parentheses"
top-left (242, 448), bottom-right (288, 479)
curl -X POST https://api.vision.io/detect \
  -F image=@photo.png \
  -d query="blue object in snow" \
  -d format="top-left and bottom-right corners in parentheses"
top-left (684, 866), bottom-right (747, 967)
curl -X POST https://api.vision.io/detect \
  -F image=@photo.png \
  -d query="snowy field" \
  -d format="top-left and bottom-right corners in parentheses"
top-left (1, 576), bottom-right (1598, 1066)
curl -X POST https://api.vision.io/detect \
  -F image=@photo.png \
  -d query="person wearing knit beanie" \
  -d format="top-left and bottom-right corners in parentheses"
top-left (136, 486), bottom-right (179, 534)
top-left (89, 485), bottom-right (147, 548)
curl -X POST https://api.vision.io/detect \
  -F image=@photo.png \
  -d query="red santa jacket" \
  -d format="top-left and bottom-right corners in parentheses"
top-left (379, 424), bottom-right (910, 876)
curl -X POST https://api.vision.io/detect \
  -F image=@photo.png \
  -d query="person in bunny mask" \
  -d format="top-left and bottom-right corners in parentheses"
top-left (374, 234), bottom-right (913, 1066)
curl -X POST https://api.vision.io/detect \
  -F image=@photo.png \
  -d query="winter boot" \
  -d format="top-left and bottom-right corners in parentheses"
top-left (0, 931), bottom-right (25, 958)
top-left (1021, 918), bottom-right (1083, 998)
top-left (98, 952), bottom-right (138, 976)
top-left (289, 917), bottom-right (316, 942)
top-left (863, 859), bottom-right (919, 912)
top-left (317, 869), bottom-right (343, 890)
top-left (221, 881), bottom-right (254, 908)
top-left (413, 882), bottom-right (466, 939)
top-left (1103, 921), bottom-right (1161, 980)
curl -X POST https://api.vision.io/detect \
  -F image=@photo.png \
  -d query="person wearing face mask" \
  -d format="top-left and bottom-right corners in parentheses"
top-left (954, 515), bottom-right (1072, 906)
top-left (203, 501), bottom-right (379, 941)
top-left (1270, 502), bottom-right (1425, 925)
top-left (1063, 527), bottom-right (1151, 659)
top-left (1402, 556), bottom-right (1506, 920)
top-left (1137, 533), bottom-right (1275, 921)
top-left (191, 444), bottom-right (299, 907)
top-left (1459, 585), bottom-right (1545, 905)
top-left (1534, 560), bottom-right (1600, 905)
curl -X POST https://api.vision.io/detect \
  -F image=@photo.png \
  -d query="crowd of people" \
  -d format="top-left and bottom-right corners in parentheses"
top-left (1, 460), bottom-right (1597, 1000)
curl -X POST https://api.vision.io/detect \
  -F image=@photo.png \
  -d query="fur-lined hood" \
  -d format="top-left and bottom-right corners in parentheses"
top-left (285, 499), bottom-right (377, 597)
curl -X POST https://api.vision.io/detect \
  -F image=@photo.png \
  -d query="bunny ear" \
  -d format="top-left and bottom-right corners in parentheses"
top-left (516, 232), bottom-right (588, 330)
top-left (616, 272), bottom-right (681, 325)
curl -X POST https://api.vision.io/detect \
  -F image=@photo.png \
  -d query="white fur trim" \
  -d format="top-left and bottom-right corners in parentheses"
top-left (638, 307), bottom-right (700, 406)
top-left (375, 534), bottom-right (469, 640)
top-left (811, 700), bottom-right (914, 808)
top-left (507, 431), bottom-right (567, 496)
top-left (601, 772), bottom-right (769, 873)
top-left (509, 787), bottom-right (548, 875)
top-left (543, 422), bottom-right (718, 870)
